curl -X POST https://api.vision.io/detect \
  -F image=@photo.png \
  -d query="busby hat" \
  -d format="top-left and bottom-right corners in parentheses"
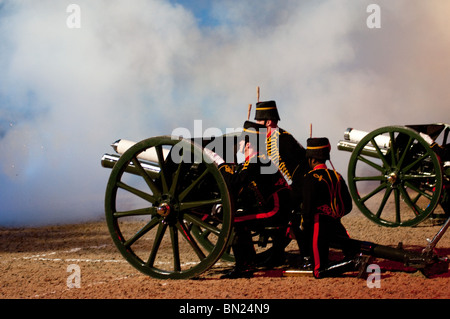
top-left (254, 100), bottom-right (280, 121)
top-left (242, 120), bottom-right (266, 135)
top-left (239, 120), bottom-right (266, 143)
top-left (306, 137), bottom-right (331, 160)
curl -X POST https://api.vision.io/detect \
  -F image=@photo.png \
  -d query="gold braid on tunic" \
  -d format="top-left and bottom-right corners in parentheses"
top-left (267, 130), bottom-right (293, 183)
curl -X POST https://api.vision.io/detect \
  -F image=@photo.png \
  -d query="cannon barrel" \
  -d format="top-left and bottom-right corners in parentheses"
top-left (101, 153), bottom-right (161, 177)
top-left (100, 136), bottom-right (231, 177)
top-left (101, 139), bottom-right (165, 177)
top-left (111, 139), bottom-right (169, 162)
top-left (337, 128), bottom-right (389, 157)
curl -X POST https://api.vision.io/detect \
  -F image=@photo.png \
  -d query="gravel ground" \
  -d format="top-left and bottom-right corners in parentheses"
top-left (0, 209), bottom-right (449, 301)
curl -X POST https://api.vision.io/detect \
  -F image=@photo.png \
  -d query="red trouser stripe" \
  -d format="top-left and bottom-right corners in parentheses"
top-left (313, 214), bottom-right (321, 277)
top-left (234, 192), bottom-right (280, 223)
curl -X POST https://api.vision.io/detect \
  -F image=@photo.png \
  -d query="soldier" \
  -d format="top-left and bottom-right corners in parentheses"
top-left (254, 100), bottom-right (308, 262)
top-left (301, 137), bottom-right (360, 278)
top-left (254, 100), bottom-right (307, 195)
top-left (219, 121), bottom-right (292, 279)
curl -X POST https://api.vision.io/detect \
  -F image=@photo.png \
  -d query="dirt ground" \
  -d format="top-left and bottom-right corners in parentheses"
top-left (1, 209), bottom-right (449, 302)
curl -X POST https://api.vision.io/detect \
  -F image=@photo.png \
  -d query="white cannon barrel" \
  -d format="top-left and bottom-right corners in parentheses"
top-left (101, 153), bottom-right (161, 176)
top-left (113, 138), bottom-right (226, 166)
top-left (344, 128), bottom-right (391, 149)
top-left (112, 139), bottom-right (169, 163)
top-left (337, 128), bottom-right (389, 156)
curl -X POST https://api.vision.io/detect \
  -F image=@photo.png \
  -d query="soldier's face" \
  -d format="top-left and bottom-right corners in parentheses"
top-left (238, 140), bottom-right (245, 153)
top-left (308, 158), bottom-right (315, 169)
top-left (244, 142), bottom-right (257, 159)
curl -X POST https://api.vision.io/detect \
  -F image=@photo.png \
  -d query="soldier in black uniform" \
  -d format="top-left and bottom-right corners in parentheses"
top-left (254, 100), bottom-right (307, 198)
top-left (219, 121), bottom-right (292, 279)
top-left (301, 137), bottom-right (359, 278)
top-left (254, 100), bottom-right (308, 263)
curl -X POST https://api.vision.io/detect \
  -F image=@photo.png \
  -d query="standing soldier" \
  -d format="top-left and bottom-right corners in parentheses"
top-left (254, 100), bottom-right (308, 263)
top-left (254, 100), bottom-right (307, 194)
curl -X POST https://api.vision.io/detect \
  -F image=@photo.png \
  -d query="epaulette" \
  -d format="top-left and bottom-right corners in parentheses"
top-left (219, 164), bottom-right (235, 175)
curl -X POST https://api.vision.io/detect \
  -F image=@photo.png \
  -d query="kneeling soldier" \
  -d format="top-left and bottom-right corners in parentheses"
top-left (301, 137), bottom-right (360, 278)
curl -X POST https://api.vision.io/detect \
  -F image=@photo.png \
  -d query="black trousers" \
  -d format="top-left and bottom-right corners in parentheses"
top-left (231, 190), bottom-right (291, 269)
top-left (306, 214), bottom-right (359, 278)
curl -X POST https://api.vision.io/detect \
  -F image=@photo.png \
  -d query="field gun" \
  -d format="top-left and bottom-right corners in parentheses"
top-left (330, 124), bottom-right (450, 277)
top-left (100, 133), bottom-right (288, 279)
top-left (337, 124), bottom-right (450, 227)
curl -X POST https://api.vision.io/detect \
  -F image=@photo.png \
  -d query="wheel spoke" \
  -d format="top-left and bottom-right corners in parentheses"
top-left (170, 226), bottom-right (181, 272)
top-left (393, 189), bottom-right (401, 224)
top-left (389, 131), bottom-right (397, 166)
top-left (360, 182), bottom-right (387, 203)
top-left (131, 156), bottom-right (161, 198)
top-left (396, 136), bottom-right (414, 170)
top-left (113, 207), bottom-right (157, 218)
top-left (403, 173), bottom-right (437, 181)
top-left (178, 168), bottom-right (210, 202)
top-left (398, 185), bottom-right (422, 217)
top-left (169, 160), bottom-right (184, 196)
top-left (117, 181), bottom-right (156, 203)
top-left (402, 153), bottom-right (429, 173)
top-left (146, 222), bottom-right (167, 267)
top-left (156, 145), bottom-right (169, 193)
top-left (371, 137), bottom-right (390, 169)
top-left (124, 217), bottom-right (160, 248)
top-left (376, 186), bottom-right (393, 218)
top-left (357, 155), bottom-right (384, 172)
top-left (184, 213), bottom-right (222, 236)
top-left (177, 220), bottom-right (206, 261)
top-left (179, 198), bottom-right (223, 211)
top-left (404, 180), bottom-right (433, 201)
top-left (354, 175), bottom-right (385, 182)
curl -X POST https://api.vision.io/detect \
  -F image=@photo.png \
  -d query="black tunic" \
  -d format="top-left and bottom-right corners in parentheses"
top-left (301, 164), bottom-right (354, 277)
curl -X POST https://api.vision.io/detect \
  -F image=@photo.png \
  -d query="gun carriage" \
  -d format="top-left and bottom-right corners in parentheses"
top-left (101, 124), bottom-right (449, 279)
top-left (338, 124), bottom-right (450, 227)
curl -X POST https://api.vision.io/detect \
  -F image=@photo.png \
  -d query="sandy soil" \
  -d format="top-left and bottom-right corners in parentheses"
top-left (1, 209), bottom-right (449, 302)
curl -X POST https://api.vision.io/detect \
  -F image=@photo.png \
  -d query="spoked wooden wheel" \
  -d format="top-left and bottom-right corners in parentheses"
top-left (190, 213), bottom-right (235, 262)
top-left (105, 136), bottom-right (233, 279)
top-left (348, 126), bottom-right (443, 227)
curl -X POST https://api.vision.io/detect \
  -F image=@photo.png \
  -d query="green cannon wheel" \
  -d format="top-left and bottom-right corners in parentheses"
top-left (190, 216), bottom-right (235, 262)
top-left (105, 136), bottom-right (233, 279)
top-left (348, 126), bottom-right (443, 227)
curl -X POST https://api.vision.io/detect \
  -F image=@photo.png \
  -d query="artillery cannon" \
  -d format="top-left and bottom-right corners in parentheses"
top-left (338, 124), bottom-right (450, 227)
top-left (101, 132), bottom-right (291, 279)
top-left (101, 126), bottom-right (449, 279)
top-left (101, 134), bottom-right (237, 279)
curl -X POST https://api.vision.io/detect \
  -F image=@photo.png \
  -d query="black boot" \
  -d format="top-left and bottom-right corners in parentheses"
top-left (221, 263), bottom-right (255, 279)
top-left (221, 231), bottom-right (256, 279)
top-left (314, 259), bottom-right (356, 279)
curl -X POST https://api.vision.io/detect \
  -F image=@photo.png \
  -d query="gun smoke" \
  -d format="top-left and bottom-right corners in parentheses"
top-left (0, 0), bottom-right (449, 226)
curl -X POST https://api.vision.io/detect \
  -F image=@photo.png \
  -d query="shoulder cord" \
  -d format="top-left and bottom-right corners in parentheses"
top-left (266, 130), bottom-right (293, 182)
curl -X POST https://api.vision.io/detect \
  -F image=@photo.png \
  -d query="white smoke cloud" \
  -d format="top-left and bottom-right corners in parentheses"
top-left (0, 0), bottom-right (449, 226)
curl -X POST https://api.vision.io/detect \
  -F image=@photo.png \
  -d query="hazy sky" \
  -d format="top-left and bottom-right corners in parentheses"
top-left (1, 0), bottom-right (449, 226)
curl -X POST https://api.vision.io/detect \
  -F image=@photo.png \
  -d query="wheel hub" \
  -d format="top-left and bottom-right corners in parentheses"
top-left (387, 172), bottom-right (398, 185)
top-left (157, 202), bottom-right (171, 217)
